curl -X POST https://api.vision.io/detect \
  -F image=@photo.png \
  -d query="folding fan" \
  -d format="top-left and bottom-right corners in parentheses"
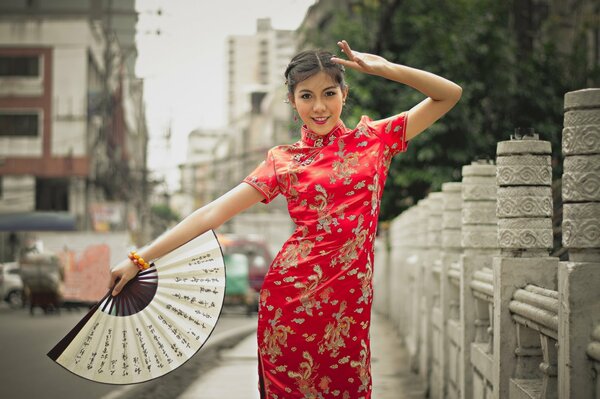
top-left (47, 230), bottom-right (226, 385)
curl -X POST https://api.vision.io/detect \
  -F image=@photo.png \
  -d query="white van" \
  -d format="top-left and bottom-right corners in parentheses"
top-left (0, 262), bottom-right (24, 308)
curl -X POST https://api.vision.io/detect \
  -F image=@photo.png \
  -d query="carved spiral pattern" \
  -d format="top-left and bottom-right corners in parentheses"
top-left (497, 166), bottom-right (552, 186)
top-left (563, 202), bottom-right (600, 218)
top-left (497, 197), bottom-right (553, 218)
top-left (564, 110), bottom-right (600, 127)
top-left (462, 184), bottom-right (497, 201)
top-left (462, 230), bottom-right (499, 248)
top-left (498, 229), bottom-right (553, 249)
top-left (562, 172), bottom-right (600, 202)
top-left (462, 206), bottom-right (498, 225)
top-left (564, 155), bottom-right (600, 171)
top-left (562, 125), bottom-right (600, 155)
top-left (562, 219), bottom-right (600, 248)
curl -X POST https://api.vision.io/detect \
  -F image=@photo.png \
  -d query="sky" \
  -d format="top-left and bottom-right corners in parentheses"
top-left (134, 0), bottom-right (316, 190)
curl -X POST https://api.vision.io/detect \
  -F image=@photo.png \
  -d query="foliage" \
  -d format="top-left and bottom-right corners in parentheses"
top-left (299, 0), bottom-right (598, 221)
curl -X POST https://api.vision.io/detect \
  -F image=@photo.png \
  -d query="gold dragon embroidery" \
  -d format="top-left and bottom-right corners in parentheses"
top-left (262, 308), bottom-right (295, 363)
top-left (318, 301), bottom-right (356, 358)
top-left (287, 351), bottom-right (323, 399)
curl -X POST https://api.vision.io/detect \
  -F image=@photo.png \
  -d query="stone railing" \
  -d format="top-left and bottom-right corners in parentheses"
top-left (375, 88), bottom-right (600, 399)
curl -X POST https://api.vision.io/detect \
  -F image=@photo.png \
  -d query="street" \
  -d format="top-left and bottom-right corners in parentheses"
top-left (0, 304), bottom-right (256, 399)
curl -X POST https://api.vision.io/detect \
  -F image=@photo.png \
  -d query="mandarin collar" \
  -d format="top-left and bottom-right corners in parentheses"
top-left (300, 121), bottom-right (346, 147)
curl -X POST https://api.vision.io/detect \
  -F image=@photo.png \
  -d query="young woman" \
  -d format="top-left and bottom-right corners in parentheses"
top-left (111, 40), bottom-right (461, 398)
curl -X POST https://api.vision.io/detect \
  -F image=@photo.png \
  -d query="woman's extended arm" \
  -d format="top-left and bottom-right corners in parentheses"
top-left (110, 182), bottom-right (264, 296)
top-left (331, 40), bottom-right (462, 141)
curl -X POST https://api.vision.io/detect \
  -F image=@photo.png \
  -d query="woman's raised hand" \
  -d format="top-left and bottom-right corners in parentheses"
top-left (109, 258), bottom-right (139, 296)
top-left (331, 40), bottom-right (389, 75)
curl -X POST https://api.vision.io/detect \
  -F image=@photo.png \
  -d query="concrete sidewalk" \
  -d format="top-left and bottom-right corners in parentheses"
top-left (179, 313), bottom-right (427, 398)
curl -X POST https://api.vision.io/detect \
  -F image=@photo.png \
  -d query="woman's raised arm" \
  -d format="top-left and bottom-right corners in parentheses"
top-left (110, 182), bottom-right (265, 295)
top-left (331, 40), bottom-right (462, 141)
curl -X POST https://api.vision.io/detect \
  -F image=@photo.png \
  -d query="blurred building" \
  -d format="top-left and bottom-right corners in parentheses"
top-left (0, 0), bottom-right (149, 260)
top-left (222, 18), bottom-right (297, 195)
top-left (176, 18), bottom-right (299, 254)
top-left (177, 128), bottom-right (225, 216)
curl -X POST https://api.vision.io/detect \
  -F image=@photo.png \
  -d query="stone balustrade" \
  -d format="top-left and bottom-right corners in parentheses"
top-left (374, 88), bottom-right (600, 399)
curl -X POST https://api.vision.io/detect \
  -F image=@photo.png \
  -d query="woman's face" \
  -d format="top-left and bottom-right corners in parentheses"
top-left (291, 71), bottom-right (347, 136)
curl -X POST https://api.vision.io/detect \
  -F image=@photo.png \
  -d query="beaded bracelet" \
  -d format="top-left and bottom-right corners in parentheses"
top-left (128, 251), bottom-right (150, 271)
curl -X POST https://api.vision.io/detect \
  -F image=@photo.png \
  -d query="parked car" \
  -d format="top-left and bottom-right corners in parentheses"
top-left (218, 234), bottom-right (272, 315)
top-left (0, 262), bottom-right (24, 308)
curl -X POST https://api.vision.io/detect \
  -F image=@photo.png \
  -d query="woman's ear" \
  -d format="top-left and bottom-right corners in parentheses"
top-left (287, 93), bottom-right (295, 107)
top-left (342, 86), bottom-right (349, 103)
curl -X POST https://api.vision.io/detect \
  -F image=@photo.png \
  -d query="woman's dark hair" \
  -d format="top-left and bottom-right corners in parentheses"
top-left (284, 50), bottom-right (346, 96)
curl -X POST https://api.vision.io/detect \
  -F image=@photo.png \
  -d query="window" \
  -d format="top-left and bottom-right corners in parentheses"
top-left (0, 56), bottom-right (40, 77)
top-left (36, 178), bottom-right (69, 211)
top-left (0, 113), bottom-right (39, 137)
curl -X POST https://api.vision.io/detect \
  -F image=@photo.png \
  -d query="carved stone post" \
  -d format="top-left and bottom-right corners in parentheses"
top-left (493, 132), bottom-right (558, 399)
top-left (413, 199), bottom-right (430, 372)
top-left (558, 88), bottom-right (600, 398)
top-left (459, 160), bottom-right (499, 399)
top-left (389, 206), bottom-right (419, 339)
top-left (441, 182), bottom-right (463, 399)
top-left (428, 192), bottom-right (445, 398)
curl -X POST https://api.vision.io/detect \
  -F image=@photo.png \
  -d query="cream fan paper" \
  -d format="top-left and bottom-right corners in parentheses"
top-left (48, 230), bottom-right (226, 384)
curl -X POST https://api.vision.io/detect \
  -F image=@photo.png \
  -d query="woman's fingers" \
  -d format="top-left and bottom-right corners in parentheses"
top-left (335, 40), bottom-right (367, 70)
top-left (111, 276), bottom-right (128, 297)
top-left (110, 261), bottom-right (137, 296)
top-left (337, 40), bottom-right (354, 60)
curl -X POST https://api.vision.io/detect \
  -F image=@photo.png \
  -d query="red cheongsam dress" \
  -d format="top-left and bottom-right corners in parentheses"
top-left (243, 112), bottom-right (409, 399)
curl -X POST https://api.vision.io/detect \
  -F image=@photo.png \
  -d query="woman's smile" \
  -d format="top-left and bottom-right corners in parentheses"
top-left (291, 71), bottom-right (347, 135)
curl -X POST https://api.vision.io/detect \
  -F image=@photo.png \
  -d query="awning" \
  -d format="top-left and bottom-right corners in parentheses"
top-left (0, 212), bottom-right (77, 231)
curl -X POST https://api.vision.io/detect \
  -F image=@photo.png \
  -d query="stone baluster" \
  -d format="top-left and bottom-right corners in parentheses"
top-left (373, 233), bottom-right (390, 316)
top-left (493, 131), bottom-right (558, 399)
top-left (389, 207), bottom-right (418, 339)
top-left (428, 192), bottom-right (445, 398)
top-left (418, 194), bottom-right (441, 384)
top-left (413, 199), bottom-right (431, 373)
top-left (558, 88), bottom-right (600, 398)
top-left (459, 160), bottom-right (499, 399)
top-left (402, 205), bottom-right (424, 372)
top-left (441, 182), bottom-right (463, 399)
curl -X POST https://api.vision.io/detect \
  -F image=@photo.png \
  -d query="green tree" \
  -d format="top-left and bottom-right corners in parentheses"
top-left (299, 0), bottom-right (598, 221)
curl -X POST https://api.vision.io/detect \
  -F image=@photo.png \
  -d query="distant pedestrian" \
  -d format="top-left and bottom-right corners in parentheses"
top-left (110, 40), bottom-right (461, 398)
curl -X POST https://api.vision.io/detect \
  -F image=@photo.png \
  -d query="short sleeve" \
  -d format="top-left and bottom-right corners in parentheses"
top-left (243, 149), bottom-right (281, 204)
top-left (361, 112), bottom-right (408, 156)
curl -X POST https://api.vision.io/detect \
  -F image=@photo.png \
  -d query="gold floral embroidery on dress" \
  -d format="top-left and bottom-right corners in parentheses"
top-left (287, 351), bottom-right (323, 399)
top-left (334, 214), bottom-right (368, 269)
top-left (330, 139), bottom-right (359, 185)
top-left (309, 184), bottom-right (349, 234)
top-left (284, 167), bottom-right (301, 200)
top-left (357, 257), bottom-right (373, 305)
top-left (318, 301), bottom-right (356, 358)
top-left (273, 239), bottom-right (314, 275)
top-left (293, 265), bottom-right (330, 316)
top-left (262, 308), bottom-right (295, 363)
top-left (366, 174), bottom-right (381, 216)
top-left (350, 339), bottom-right (371, 393)
top-left (260, 289), bottom-right (270, 310)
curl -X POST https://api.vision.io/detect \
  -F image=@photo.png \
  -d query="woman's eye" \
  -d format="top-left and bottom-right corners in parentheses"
top-left (300, 93), bottom-right (311, 100)
top-left (325, 91), bottom-right (337, 97)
